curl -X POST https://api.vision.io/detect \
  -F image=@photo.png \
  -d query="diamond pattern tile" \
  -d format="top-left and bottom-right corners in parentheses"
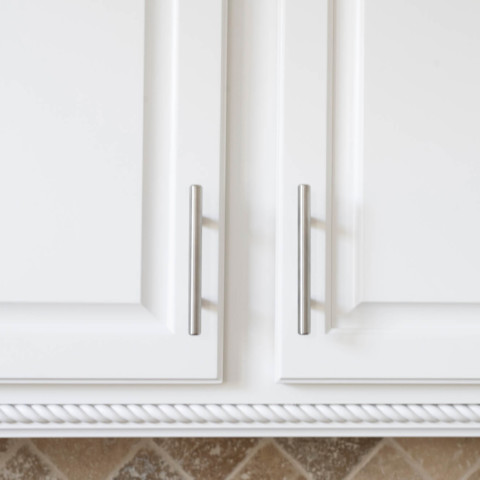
top-left (0, 437), bottom-right (476, 479)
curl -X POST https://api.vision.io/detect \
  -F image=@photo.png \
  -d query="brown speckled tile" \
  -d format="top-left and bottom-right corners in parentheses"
top-left (3, 436), bottom-right (480, 479)
top-left (396, 438), bottom-right (480, 480)
top-left (231, 442), bottom-right (307, 480)
top-left (0, 445), bottom-right (61, 480)
top-left (112, 448), bottom-right (185, 480)
top-left (0, 439), bottom-right (17, 461)
top-left (155, 437), bottom-right (257, 480)
top-left (34, 438), bottom-right (139, 480)
top-left (276, 437), bottom-right (380, 480)
top-left (0, 439), bottom-right (12, 453)
top-left (352, 444), bottom-right (424, 480)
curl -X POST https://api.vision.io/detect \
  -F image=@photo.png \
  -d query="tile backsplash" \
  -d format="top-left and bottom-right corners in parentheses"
top-left (0, 437), bottom-right (479, 479)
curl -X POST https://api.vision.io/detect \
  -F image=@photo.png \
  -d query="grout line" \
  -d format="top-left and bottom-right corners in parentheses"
top-left (342, 438), bottom-right (387, 480)
top-left (102, 438), bottom-right (144, 480)
top-left (27, 439), bottom-right (69, 480)
top-left (105, 438), bottom-right (152, 480)
top-left (149, 439), bottom-right (194, 480)
top-left (389, 439), bottom-right (434, 480)
top-left (459, 455), bottom-right (480, 480)
top-left (273, 439), bottom-right (314, 479)
top-left (224, 438), bottom-right (268, 480)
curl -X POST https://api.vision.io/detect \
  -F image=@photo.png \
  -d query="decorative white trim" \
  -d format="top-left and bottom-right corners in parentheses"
top-left (1, 404), bottom-right (480, 426)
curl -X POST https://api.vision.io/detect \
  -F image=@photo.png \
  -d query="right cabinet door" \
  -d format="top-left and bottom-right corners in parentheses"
top-left (277, 0), bottom-right (480, 382)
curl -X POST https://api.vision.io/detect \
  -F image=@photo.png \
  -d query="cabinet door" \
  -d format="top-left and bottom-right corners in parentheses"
top-left (277, 0), bottom-right (480, 382)
top-left (0, 0), bottom-right (226, 382)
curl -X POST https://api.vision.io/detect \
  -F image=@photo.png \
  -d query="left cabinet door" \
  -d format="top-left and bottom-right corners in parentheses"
top-left (0, 0), bottom-right (226, 382)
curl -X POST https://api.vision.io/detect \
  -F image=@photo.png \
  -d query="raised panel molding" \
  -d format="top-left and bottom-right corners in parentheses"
top-left (2, 404), bottom-right (480, 436)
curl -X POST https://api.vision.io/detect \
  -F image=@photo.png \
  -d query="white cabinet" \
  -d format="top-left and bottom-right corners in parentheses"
top-left (4, 0), bottom-right (480, 437)
top-left (277, 0), bottom-right (480, 382)
top-left (0, 0), bottom-right (226, 382)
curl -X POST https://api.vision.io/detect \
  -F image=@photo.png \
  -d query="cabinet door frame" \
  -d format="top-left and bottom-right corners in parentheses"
top-left (276, 0), bottom-right (480, 383)
top-left (0, 0), bottom-right (227, 383)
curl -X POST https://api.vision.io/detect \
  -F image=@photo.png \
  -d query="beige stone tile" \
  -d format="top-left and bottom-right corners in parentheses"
top-left (396, 438), bottom-right (480, 480)
top-left (0, 445), bottom-right (61, 480)
top-left (231, 442), bottom-right (307, 480)
top-left (112, 448), bottom-right (185, 480)
top-left (276, 437), bottom-right (380, 480)
top-left (352, 444), bottom-right (424, 480)
top-left (155, 437), bottom-right (257, 480)
top-left (33, 438), bottom-right (139, 480)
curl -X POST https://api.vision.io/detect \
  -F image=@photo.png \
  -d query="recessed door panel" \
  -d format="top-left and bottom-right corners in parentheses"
top-left (0, 0), bottom-right (144, 303)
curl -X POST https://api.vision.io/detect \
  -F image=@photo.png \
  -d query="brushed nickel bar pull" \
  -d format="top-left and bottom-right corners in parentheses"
top-left (189, 185), bottom-right (202, 335)
top-left (298, 184), bottom-right (311, 335)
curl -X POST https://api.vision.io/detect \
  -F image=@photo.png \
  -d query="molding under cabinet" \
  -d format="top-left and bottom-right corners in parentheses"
top-left (1, 403), bottom-right (480, 437)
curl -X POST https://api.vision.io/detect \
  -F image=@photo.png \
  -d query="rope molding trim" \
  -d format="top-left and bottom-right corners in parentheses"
top-left (1, 404), bottom-right (480, 425)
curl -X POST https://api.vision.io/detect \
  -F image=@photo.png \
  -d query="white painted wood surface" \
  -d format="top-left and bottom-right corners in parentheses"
top-left (277, 0), bottom-right (480, 382)
top-left (1, 0), bottom-right (480, 436)
top-left (0, 0), bottom-right (226, 381)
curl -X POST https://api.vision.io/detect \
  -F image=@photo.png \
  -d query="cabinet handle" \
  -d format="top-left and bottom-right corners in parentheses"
top-left (298, 184), bottom-right (311, 335)
top-left (189, 185), bottom-right (202, 335)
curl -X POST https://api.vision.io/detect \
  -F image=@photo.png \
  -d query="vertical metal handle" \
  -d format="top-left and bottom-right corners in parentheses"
top-left (189, 185), bottom-right (202, 335)
top-left (298, 184), bottom-right (311, 335)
